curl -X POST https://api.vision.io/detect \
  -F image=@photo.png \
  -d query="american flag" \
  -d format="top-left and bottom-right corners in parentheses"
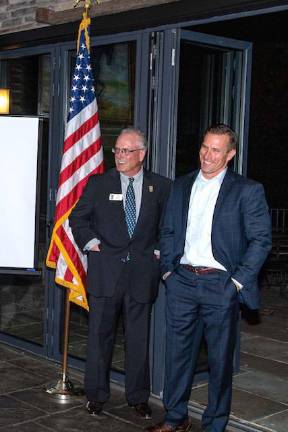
top-left (46, 13), bottom-right (104, 310)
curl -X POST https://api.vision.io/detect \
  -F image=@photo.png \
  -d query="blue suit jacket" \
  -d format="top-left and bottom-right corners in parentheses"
top-left (160, 169), bottom-right (272, 309)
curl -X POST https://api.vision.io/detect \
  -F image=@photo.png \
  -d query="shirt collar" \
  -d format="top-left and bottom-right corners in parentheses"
top-left (198, 167), bottom-right (227, 186)
top-left (120, 167), bottom-right (143, 185)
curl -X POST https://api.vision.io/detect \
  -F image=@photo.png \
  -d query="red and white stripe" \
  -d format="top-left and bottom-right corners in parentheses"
top-left (47, 98), bottom-right (104, 309)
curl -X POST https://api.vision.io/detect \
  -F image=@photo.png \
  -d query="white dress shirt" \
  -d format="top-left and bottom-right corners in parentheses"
top-left (180, 169), bottom-right (227, 270)
top-left (178, 168), bottom-right (242, 290)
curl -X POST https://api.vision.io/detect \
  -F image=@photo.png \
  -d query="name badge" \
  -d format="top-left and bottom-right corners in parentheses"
top-left (109, 193), bottom-right (123, 201)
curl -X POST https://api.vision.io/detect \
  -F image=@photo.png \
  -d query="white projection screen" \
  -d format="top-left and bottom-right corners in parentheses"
top-left (0, 116), bottom-right (40, 269)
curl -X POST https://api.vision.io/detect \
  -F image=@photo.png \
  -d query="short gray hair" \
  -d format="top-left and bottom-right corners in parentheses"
top-left (119, 127), bottom-right (147, 149)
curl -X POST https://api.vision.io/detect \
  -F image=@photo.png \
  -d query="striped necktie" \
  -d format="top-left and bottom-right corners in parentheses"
top-left (125, 177), bottom-right (136, 237)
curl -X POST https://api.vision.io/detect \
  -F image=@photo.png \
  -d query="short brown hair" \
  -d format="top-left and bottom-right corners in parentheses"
top-left (203, 124), bottom-right (238, 150)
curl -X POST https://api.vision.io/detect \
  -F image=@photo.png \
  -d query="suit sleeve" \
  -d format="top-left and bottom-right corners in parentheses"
top-left (155, 178), bottom-right (172, 248)
top-left (232, 182), bottom-right (272, 286)
top-left (69, 176), bottom-right (99, 251)
top-left (160, 182), bottom-right (177, 275)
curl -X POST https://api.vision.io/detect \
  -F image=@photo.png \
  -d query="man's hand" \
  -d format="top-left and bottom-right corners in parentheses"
top-left (90, 244), bottom-right (100, 252)
top-left (162, 271), bottom-right (172, 280)
top-left (231, 277), bottom-right (243, 292)
top-left (154, 250), bottom-right (160, 260)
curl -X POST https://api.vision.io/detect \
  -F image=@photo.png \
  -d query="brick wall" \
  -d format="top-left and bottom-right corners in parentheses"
top-left (0, 0), bottom-right (112, 35)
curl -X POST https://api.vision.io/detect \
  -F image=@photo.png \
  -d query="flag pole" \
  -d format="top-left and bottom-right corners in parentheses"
top-left (43, 290), bottom-right (82, 400)
top-left (62, 290), bottom-right (71, 383)
top-left (43, 0), bottom-right (99, 401)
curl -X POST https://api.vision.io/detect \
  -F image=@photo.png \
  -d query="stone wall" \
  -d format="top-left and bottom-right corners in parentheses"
top-left (0, 0), bottom-right (111, 35)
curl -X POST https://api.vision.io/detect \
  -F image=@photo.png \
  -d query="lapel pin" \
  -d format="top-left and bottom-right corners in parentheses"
top-left (149, 185), bottom-right (154, 192)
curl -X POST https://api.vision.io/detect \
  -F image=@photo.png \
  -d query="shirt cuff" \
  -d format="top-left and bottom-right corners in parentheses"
top-left (231, 277), bottom-right (243, 292)
top-left (84, 238), bottom-right (101, 251)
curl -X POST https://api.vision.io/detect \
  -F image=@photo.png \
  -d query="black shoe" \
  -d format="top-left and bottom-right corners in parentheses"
top-left (132, 402), bottom-right (152, 419)
top-left (145, 418), bottom-right (192, 431)
top-left (86, 400), bottom-right (103, 416)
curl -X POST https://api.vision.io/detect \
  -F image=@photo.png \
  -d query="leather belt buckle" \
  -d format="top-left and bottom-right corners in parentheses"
top-left (181, 264), bottom-right (218, 275)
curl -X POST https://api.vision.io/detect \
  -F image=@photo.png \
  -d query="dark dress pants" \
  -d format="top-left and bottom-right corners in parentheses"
top-left (84, 261), bottom-right (152, 405)
top-left (163, 266), bottom-right (239, 432)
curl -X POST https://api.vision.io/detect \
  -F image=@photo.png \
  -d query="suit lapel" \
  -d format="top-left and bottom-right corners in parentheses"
top-left (213, 169), bottom-right (236, 222)
top-left (109, 169), bottom-right (129, 237)
top-left (109, 168), bottom-right (122, 193)
top-left (133, 170), bottom-right (152, 236)
top-left (182, 171), bottom-right (198, 230)
top-left (211, 169), bottom-right (237, 267)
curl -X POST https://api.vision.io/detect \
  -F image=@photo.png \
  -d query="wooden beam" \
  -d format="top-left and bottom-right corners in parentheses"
top-left (36, 0), bottom-right (182, 25)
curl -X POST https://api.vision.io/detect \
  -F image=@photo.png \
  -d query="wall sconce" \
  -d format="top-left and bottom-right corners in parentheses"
top-left (0, 88), bottom-right (10, 114)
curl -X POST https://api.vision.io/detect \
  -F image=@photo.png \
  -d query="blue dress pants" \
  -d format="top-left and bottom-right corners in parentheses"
top-left (163, 266), bottom-right (239, 432)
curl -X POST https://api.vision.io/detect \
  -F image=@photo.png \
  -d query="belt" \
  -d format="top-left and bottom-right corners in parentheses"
top-left (180, 264), bottom-right (219, 275)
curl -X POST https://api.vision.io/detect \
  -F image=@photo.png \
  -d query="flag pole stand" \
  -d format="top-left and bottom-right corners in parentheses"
top-left (43, 290), bottom-right (84, 402)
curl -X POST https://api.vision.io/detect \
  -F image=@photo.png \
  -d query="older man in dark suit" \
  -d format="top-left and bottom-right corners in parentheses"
top-left (69, 127), bottom-right (171, 418)
top-left (147, 124), bottom-right (271, 432)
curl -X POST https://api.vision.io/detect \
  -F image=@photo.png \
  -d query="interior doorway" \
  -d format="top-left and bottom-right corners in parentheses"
top-left (175, 30), bottom-right (251, 177)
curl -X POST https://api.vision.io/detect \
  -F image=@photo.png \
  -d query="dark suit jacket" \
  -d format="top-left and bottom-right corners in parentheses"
top-left (69, 168), bottom-right (171, 303)
top-left (160, 169), bottom-right (272, 309)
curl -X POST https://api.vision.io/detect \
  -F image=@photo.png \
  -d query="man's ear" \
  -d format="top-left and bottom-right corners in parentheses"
top-left (227, 148), bottom-right (236, 162)
top-left (140, 149), bottom-right (147, 162)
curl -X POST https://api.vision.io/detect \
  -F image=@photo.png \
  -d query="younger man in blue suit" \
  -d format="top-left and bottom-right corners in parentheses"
top-left (147, 124), bottom-right (271, 432)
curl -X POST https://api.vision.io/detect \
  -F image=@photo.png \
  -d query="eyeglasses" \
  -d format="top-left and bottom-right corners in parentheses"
top-left (112, 147), bottom-right (145, 155)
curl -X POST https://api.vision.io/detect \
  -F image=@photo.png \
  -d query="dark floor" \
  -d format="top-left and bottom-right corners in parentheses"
top-left (188, 281), bottom-right (288, 432)
top-left (0, 342), bottom-right (202, 432)
top-left (0, 309), bottom-right (287, 432)
top-left (0, 281), bottom-right (288, 431)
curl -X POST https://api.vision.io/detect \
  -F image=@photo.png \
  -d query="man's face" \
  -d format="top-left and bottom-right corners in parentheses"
top-left (199, 132), bottom-right (236, 179)
top-left (114, 132), bottom-right (146, 177)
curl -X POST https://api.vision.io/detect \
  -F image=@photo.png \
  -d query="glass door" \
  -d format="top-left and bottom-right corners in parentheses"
top-left (0, 50), bottom-right (54, 355)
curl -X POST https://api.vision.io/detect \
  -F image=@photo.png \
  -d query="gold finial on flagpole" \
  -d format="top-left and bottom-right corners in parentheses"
top-left (75, 0), bottom-right (99, 52)
top-left (74, 0), bottom-right (101, 10)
